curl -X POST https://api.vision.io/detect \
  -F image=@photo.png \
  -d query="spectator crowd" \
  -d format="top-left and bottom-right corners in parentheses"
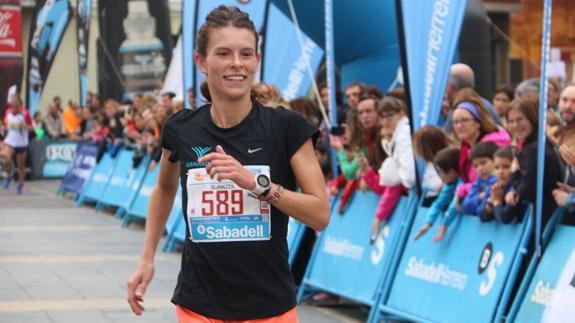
top-left (2, 64), bottom-right (575, 238)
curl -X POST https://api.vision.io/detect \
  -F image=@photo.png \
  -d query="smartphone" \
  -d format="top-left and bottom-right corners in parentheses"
top-left (330, 126), bottom-right (345, 136)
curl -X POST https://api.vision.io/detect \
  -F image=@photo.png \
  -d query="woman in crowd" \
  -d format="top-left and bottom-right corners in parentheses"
top-left (330, 95), bottom-right (381, 213)
top-left (451, 88), bottom-right (511, 201)
top-left (506, 95), bottom-right (563, 228)
top-left (492, 84), bottom-right (514, 127)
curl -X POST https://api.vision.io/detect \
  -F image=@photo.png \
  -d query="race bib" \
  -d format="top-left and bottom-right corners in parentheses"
top-left (186, 166), bottom-right (271, 242)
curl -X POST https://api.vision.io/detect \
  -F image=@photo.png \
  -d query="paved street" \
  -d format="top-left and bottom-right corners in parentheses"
top-left (0, 180), bottom-right (366, 323)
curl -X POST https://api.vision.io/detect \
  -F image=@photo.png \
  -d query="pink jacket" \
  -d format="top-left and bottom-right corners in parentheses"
top-left (457, 128), bottom-right (511, 198)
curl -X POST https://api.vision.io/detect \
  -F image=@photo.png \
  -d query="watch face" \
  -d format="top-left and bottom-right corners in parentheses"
top-left (257, 174), bottom-right (270, 187)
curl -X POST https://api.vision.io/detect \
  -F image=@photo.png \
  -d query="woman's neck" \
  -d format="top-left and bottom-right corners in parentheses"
top-left (210, 96), bottom-right (252, 129)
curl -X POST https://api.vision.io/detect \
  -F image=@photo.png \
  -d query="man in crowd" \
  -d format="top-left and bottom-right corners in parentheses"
top-left (62, 99), bottom-right (83, 139)
top-left (161, 92), bottom-right (175, 113)
top-left (43, 101), bottom-right (65, 139)
top-left (443, 63), bottom-right (501, 132)
top-left (558, 84), bottom-right (575, 169)
top-left (52, 96), bottom-right (62, 112)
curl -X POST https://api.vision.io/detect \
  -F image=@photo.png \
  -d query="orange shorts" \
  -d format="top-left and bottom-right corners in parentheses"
top-left (175, 305), bottom-right (298, 323)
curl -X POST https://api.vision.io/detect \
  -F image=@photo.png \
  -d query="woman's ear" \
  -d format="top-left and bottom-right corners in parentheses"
top-left (194, 51), bottom-right (207, 74)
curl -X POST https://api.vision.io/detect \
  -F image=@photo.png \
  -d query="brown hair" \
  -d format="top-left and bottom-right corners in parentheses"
top-left (434, 146), bottom-right (460, 173)
top-left (196, 5), bottom-right (258, 102)
top-left (387, 88), bottom-right (406, 104)
top-left (252, 82), bottom-right (281, 106)
top-left (547, 110), bottom-right (560, 127)
top-left (493, 84), bottom-right (515, 101)
top-left (289, 97), bottom-right (319, 126)
top-left (494, 146), bottom-right (518, 161)
top-left (377, 96), bottom-right (407, 115)
top-left (507, 95), bottom-right (539, 136)
top-left (412, 125), bottom-right (454, 162)
top-left (452, 88), bottom-right (499, 140)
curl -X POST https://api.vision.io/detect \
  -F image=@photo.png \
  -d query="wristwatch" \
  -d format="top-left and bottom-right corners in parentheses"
top-left (252, 173), bottom-right (272, 197)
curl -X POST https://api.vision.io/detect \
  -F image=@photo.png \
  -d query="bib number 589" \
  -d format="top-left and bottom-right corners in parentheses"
top-left (201, 190), bottom-right (244, 216)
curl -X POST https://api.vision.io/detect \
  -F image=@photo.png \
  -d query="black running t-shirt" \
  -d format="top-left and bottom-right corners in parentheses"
top-left (161, 102), bottom-right (318, 320)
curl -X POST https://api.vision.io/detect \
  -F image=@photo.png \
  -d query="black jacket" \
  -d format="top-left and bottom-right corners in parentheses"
top-left (513, 133), bottom-right (563, 228)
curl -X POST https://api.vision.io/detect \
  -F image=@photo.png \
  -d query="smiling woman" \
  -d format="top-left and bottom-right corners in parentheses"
top-left (126, 5), bottom-right (329, 323)
top-left (505, 96), bottom-right (562, 231)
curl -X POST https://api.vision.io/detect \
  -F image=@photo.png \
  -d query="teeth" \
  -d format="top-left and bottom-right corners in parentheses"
top-left (225, 76), bottom-right (245, 81)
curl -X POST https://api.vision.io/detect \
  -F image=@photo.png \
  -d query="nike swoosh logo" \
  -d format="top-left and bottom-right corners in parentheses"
top-left (248, 148), bottom-right (263, 154)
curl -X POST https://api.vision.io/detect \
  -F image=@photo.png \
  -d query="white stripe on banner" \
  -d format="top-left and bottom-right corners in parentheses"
top-left (535, 0), bottom-right (552, 257)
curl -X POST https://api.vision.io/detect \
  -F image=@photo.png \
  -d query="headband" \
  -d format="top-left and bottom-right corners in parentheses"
top-left (456, 102), bottom-right (480, 121)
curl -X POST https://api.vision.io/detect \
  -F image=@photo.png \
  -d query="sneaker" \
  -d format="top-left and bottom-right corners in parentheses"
top-left (16, 184), bottom-right (23, 195)
top-left (3, 178), bottom-right (11, 190)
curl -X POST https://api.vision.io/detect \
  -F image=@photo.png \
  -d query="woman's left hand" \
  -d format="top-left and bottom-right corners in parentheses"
top-left (199, 145), bottom-right (256, 191)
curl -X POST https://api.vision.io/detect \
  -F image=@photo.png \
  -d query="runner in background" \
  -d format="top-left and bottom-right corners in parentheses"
top-left (1, 94), bottom-right (33, 195)
top-left (127, 5), bottom-right (329, 322)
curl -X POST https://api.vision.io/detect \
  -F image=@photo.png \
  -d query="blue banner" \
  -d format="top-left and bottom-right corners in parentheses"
top-left (98, 149), bottom-right (135, 209)
top-left (262, 3), bottom-right (323, 102)
top-left (379, 206), bottom-right (532, 323)
top-left (42, 141), bottom-right (77, 177)
top-left (512, 224), bottom-right (575, 322)
top-left (117, 156), bottom-right (149, 214)
top-left (26, 0), bottom-right (72, 115)
top-left (287, 217), bottom-right (306, 266)
top-left (191, 0), bottom-right (266, 102)
top-left (76, 153), bottom-right (115, 205)
top-left (398, 0), bottom-right (467, 130)
top-left (164, 186), bottom-right (184, 251)
top-left (123, 165), bottom-right (160, 226)
top-left (297, 192), bottom-right (412, 307)
top-left (61, 142), bottom-right (97, 193)
top-left (76, 0), bottom-right (91, 108)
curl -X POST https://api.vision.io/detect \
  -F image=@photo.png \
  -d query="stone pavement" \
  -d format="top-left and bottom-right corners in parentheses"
top-left (0, 180), bottom-right (367, 323)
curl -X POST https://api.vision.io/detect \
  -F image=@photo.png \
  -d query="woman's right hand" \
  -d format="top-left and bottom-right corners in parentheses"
top-left (127, 260), bottom-right (155, 316)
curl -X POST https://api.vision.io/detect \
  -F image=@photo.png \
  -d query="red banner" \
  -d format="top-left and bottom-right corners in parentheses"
top-left (0, 3), bottom-right (22, 57)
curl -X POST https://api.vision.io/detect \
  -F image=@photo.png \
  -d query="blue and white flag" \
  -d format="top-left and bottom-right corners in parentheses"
top-left (262, 3), bottom-right (323, 102)
top-left (76, 0), bottom-right (91, 108)
top-left (398, 0), bottom-right (467, 130)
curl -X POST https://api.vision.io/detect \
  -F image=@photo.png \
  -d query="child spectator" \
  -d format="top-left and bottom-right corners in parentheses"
top-left (461, 141), bottom-right (498, 215)
top-left (412, 125), bottom-right (454, 196)
top-left (480, 146), bottom-right (520, 223)
top-left (84, 116), bottom-right (108, 144)
top-left (434, 142), bottom-right (499, 242)
top-left (358, 96), bottom-right (415, 244)
top-left (414, 147), bottom-right (462, 242)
